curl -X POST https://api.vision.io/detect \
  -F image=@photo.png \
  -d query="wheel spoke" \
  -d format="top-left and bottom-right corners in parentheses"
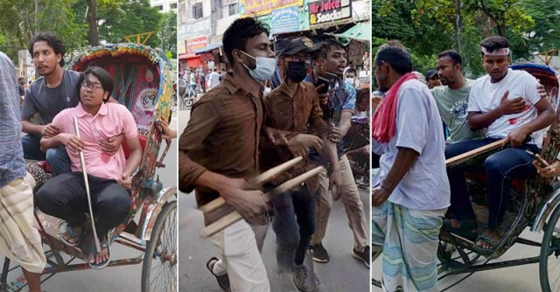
top-left (149, 205), bottom-right (177, 292)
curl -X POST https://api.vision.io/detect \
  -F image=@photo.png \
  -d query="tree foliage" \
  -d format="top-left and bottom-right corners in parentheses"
top-left (372, 0), bottom-right (557, 78)
top-left (158, 11), bottom-right (177, 59)
top-left (0, 0), bottom-right (169, 66)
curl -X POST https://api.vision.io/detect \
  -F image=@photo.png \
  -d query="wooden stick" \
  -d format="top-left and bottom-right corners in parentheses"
top-left (198, 156), bottom-right (304, 214)
top-left (74, 117), bottom-right (101, 253)
top-left (202, 166), bottom-right (324, 238)
top-left (445, 138), bottom-right (506, 166)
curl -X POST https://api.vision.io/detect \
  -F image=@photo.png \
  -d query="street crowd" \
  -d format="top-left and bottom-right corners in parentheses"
top-left (179, 16), bottom-right (370, 292)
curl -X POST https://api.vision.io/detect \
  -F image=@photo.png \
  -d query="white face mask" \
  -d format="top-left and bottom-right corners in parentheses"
top-left (345, 77), bottom-right (355, 86)
top-left (240, 51), bottom-right (276, 82)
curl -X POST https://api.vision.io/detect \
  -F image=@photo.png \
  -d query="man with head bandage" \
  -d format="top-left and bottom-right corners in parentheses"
top-left (444, 36), bottom-right (556, 255)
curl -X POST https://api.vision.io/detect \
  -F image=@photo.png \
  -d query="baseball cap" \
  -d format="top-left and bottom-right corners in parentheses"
top-left (426, 69), bottom-right (438, 80)
top-left (277, 37), bottom-right (317, 57)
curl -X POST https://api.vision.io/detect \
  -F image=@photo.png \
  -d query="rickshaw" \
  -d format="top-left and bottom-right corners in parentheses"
top-left (1, 43), bottom-right (177, 292)
top-left (373, 64), bottom-right (560, 291)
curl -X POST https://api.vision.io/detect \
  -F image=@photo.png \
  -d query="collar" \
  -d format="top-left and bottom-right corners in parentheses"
top-left (279, 79), bottom-right (298, 98)
top-left (75, 102), bottom-right (108, 117)
top-left (222, 73), bottom-right (263, 98)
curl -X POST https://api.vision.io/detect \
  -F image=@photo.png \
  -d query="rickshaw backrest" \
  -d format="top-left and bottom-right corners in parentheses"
top-left (511, 64), bottom-right (560, 195)
top-left (71, 44), bottom-right (173, 137)
top-left (122, 135), bottom-right (148, 159)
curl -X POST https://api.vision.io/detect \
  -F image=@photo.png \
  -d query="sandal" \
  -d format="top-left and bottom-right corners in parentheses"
top-left (87, 239), bottom-right (111, 270)
top-left (206, 257), bottom-right (230, 291)
top-left (443, 219), bottom-right (478, 241)
top-left (58, 221), bottom-right (85, 247)
top-left (472, 229), bottom-right (501, 255)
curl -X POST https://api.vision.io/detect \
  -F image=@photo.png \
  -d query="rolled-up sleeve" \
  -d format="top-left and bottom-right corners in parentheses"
top-left (178, 101), bottom-right (219, 193)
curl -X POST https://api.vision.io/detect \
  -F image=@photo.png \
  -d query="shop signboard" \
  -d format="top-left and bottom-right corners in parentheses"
top-left (271, 5), bottom-right (300, 35)
top-left (240, 0), bottom-right (303, 17)
top-left (186, 36), bottom-right (208, 55)
top-left (308, 0), bottom-right (352, 26)
top-left (179, 17), bottom-right (212, 40)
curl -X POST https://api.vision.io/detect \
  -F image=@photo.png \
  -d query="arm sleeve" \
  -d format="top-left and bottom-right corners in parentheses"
top-left (119, 106), bottom-right (138, 139)
top-left (395, 87), bottom-right (428, 155)
top-left (51, 109), bottom-right (69, 134)
top-left (178, 101), bottom-right (219, 193)
top-left (467, 84), bottom-right (481, 112)
top-left (524, 74), bottom-right (542, 105)
top-left (21, 87), bottom-right (37, 121)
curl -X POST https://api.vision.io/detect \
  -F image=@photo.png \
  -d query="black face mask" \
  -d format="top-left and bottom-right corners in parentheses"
top-left (286, 61), bottom-right (307, 83)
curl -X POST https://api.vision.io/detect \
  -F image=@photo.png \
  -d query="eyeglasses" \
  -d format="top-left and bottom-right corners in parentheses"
top-left (81, 81), bottom-right (103, 91)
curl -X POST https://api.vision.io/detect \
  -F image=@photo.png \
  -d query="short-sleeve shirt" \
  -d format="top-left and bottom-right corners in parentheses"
top-left (431, 78), bottom-right (485, 143)
top-left (372, 79), bottom-right (450, 210)
top-left (21, 70), bottom-right (80, 125)
top-left (468, 69), bottom-right (544, 148)
top-left (52, 102), bottom-right (138, 181)
top-left (0, 52), bottom-right (26, 188)
top-left (304, 74), bottom-right (355, 158)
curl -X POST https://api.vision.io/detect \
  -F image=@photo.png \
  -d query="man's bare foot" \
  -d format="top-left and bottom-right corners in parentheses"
top-left (87, 238), bottom-right (110, 269)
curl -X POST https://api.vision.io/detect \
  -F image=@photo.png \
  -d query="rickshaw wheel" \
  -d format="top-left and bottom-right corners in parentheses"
top-left (540, 204), bottom-right (560, 292)
top-left (141, 200), bottom-right (177, 292)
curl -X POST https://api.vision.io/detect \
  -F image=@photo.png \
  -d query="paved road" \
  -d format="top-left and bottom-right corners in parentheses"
top-left (177, 109), bottom-right (371, 291)
top-left (373, 228), bottom-right (544, 291)
top-left (2, 113), bottom-right (178, 292)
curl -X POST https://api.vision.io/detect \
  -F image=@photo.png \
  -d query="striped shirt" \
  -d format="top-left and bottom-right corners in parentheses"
top-left (0, 52), bottom-right (26, 188)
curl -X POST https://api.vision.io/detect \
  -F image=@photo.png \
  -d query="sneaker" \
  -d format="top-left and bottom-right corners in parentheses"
top-left (206, 257), bottom-right (230, 291)
top-left (292, 264), bottom-right (315, 292)
top-left (309, 243), bottom-right (329, 263)
top-left (352, 246), bottom-right (370, 268)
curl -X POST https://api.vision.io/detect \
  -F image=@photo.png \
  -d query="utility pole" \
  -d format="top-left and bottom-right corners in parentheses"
top-left (455, 0), bottom-right (462, 52)
top-left (34, 0), bottom-right (39, 30)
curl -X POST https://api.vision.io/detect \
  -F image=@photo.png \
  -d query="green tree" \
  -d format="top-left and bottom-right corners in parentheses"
top-left (158, 11), bottom-right (177, 58)
top-left (0, 0), bottom-right (85, 63)
top-left (372, 0), bottom-right (555, 77)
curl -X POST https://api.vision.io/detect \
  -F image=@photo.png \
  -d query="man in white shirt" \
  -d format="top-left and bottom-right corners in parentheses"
top-left (445, 36), bottom-right (555, 254)
top-left (209, 68), bottom-right (220, 89)
top-left (372, 42), bottom-right (450, 291)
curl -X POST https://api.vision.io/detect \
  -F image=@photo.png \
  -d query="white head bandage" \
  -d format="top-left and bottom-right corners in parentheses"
top-left (481, 46), bottom-right (510, 56)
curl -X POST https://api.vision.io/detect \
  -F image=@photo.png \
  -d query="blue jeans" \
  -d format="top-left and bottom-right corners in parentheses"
top-left (21, 134), bottom-right (71, 176)
top-left (445, 138), bottom-right (538, 229)
top-left (270, 185), bottom-right (316, 267)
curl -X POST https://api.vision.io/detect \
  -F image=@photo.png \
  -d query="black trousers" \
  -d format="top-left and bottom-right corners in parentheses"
top-left (35, 172), bottom-right (131, 240)
top-left (271, 185), bottom-right (316, 267)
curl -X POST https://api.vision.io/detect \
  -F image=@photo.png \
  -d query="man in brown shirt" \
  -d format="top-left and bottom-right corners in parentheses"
top-left (260, 36), bottom-right (340, 291)
top-left (178, 18), bottom-right (276, 291)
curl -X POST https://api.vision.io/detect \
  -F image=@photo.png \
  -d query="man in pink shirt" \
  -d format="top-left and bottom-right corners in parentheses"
top-left (36, 66), bottom-right (142, 269)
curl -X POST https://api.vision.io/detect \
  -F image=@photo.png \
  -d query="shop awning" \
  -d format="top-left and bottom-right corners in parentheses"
top-left (179, 53), bottom-right (197, 60)
top-left (186, 56), bottom-right (201, 68)
top-left (194, 42), bottom-right (222, 55)
top-left (329, 22), bottom-right (370, 43)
